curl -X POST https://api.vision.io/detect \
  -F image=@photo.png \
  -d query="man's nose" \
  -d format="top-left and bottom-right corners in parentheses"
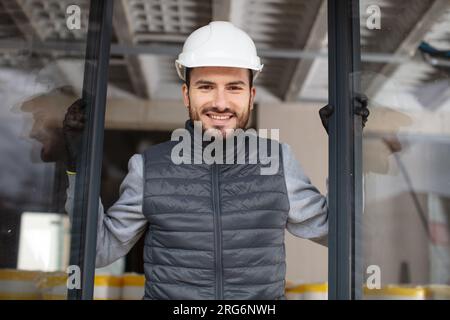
top-left (213, 89), bottom-right (228, 111)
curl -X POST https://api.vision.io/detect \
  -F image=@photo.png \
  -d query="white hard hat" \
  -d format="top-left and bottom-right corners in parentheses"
top-left (175, 21), bottom-right (263, 81)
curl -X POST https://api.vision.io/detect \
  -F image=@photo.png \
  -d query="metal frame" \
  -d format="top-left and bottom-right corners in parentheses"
top-left (0, 39), bottom-right (427, 64)
top-left (61, 0), bottom-right (367, 300)
top-left (67, 0), bottom-right (114, 300)
top-left (327, 0), bottom-right (363, 300)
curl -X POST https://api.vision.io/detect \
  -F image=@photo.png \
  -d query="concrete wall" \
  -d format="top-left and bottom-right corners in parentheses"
top-left (258, 102), bottom-right (329, 283)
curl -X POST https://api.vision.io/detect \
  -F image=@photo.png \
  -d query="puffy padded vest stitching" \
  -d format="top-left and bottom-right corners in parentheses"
top-left (141, 128), bottom-right (289, 299)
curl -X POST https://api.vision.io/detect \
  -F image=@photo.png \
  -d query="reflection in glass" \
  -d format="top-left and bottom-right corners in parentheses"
top-left (0, 0), bottom-right (89, 300)
top-left (359, 0), bottom-right (450, 299)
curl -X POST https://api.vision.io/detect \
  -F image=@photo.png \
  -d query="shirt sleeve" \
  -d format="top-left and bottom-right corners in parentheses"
top-left (281, 143), bottom-right (329, 247)
top-left (65, 154), bottom-right (148, 267)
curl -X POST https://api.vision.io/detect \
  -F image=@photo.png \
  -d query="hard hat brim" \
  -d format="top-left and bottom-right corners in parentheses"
top-left (175, 59), bottom-right (263, 81)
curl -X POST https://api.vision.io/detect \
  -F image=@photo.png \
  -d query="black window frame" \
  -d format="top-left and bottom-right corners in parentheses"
top-left (68, 0), bottom-right (367, 300)
top-left (327, 0), bottom-right (364, 300)
top-left (67, 0), bottom-right (114, 300)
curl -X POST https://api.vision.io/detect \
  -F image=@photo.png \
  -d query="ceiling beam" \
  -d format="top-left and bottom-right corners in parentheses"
top-left (133, 33), bottom-right (187, 43)
top-left (1, 0), bottom-right (50, 67)
top-left (112, 0), bottom-right (150, 99)
top-left (212, 0), bottom-right (246, 24)
top-left (5, 39), bottom-right (434, 64)
top-left (365, 0), bottom-right (449, 97)
top-left (1, 0), bottom-right (36, 40)
top-left (282, 0), bottom-right (327, 102)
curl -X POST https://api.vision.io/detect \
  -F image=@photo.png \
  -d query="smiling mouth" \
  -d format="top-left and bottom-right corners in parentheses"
top-left (205, 112), bottom-right (234, 121)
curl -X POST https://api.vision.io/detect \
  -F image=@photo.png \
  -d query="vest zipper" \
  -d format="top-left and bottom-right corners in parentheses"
top-left (211, 163), bottom-right (223, 299)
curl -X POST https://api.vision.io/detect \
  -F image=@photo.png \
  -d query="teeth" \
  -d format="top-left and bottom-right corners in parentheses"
top-left (210, 115), bottom-right (231, 120)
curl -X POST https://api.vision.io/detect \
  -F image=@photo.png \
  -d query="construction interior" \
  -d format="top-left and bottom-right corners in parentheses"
top-left (0, 0), bottom-right (449, 299)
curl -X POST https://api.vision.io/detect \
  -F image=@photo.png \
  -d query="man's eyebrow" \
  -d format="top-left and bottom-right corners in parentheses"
top-left (194, 80), bottom-right (216, 86)
top-left (193, 80), bottom-right (248, 86)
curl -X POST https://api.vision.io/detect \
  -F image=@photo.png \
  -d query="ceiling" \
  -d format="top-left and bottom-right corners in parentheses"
top-left (0, 0), bottom-right (449, 109)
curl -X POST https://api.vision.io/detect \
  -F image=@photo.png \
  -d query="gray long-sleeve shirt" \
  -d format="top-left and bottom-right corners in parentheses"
top-left (65, 143), bottom-right (328, 268)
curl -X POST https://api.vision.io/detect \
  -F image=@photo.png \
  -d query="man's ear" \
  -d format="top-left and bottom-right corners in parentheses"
top-left (181, 83), bottom-right (189, 108)
top-left (249, 86), bottom-right (256, 110)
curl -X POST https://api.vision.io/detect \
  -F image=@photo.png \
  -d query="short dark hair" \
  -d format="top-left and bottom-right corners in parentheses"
top-left (185, 68), bottom-right (254, 88)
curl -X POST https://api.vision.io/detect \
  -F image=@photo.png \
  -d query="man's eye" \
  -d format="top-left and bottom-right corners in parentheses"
top-left (199, 85), bottom-right (212, 90)
top-left (228, 86), bottom-right (243, 91)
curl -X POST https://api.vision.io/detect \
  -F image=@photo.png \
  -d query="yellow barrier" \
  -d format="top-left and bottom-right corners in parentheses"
top-left (1, 269), bottom-right (449, 301)
top-left (426, 285), bottom-right (450, 300)
top-left (285, 283), bottom-right (450, 300)
top-left (285, 282), bottom-right (328, 300)
top-left (37, 272), bottom-right (67, 300)
top-left (121, 273), bottom-right (145, 300)
top-left (0, 270), bottom-right (124, 300)
top-left (0, 269), bottom-right (41, 300)
top-left (93, 275), bottom-right (122, 300)
top-left (363, 285), bottom-right (427, 300)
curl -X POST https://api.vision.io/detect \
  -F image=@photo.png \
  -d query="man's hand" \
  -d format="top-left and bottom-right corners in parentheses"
top-left (63, 99), bottom-right (86, 172)
top-left (354, 93), bottom-right (370, 128)
top-left (319, 93), bottom-right (370, 134)
top-left (319, 104), bottom-right (333, 134)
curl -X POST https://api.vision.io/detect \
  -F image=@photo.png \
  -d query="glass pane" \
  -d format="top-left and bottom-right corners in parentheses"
top-left (90, 0), bottom-right (329, 300)
top-left (359, 0), bottom-right (450, 300)
top-left (0, 0), bottom-right (90, 299)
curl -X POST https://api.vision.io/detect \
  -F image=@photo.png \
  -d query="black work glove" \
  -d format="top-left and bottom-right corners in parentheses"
top-left (62, 99), bottom-right (86, 172)
top-left (319, 93), bottom-right (370, 134)
top-left (319, 104), bottom-right (334, 134)
top-left (354, 93), bottom-right (370, 127)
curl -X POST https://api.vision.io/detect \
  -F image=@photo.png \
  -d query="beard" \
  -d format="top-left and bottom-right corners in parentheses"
top-left (187, 97), bottom-right (252, 134)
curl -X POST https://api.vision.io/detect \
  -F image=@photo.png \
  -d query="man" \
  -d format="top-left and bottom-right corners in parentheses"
top-left (21, 86), bottom-right (74, 163)
top-left (64, 22), bottom-right (330, 300)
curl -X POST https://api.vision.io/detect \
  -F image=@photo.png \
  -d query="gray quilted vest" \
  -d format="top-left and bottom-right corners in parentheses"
top-left (141, 120), bottom-right (289, 299)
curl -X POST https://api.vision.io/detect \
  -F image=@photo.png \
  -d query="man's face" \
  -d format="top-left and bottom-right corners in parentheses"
top-left (20, 90), bottom-right (68, 162)
top-left (182, 67), bottom-right (256, 136)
